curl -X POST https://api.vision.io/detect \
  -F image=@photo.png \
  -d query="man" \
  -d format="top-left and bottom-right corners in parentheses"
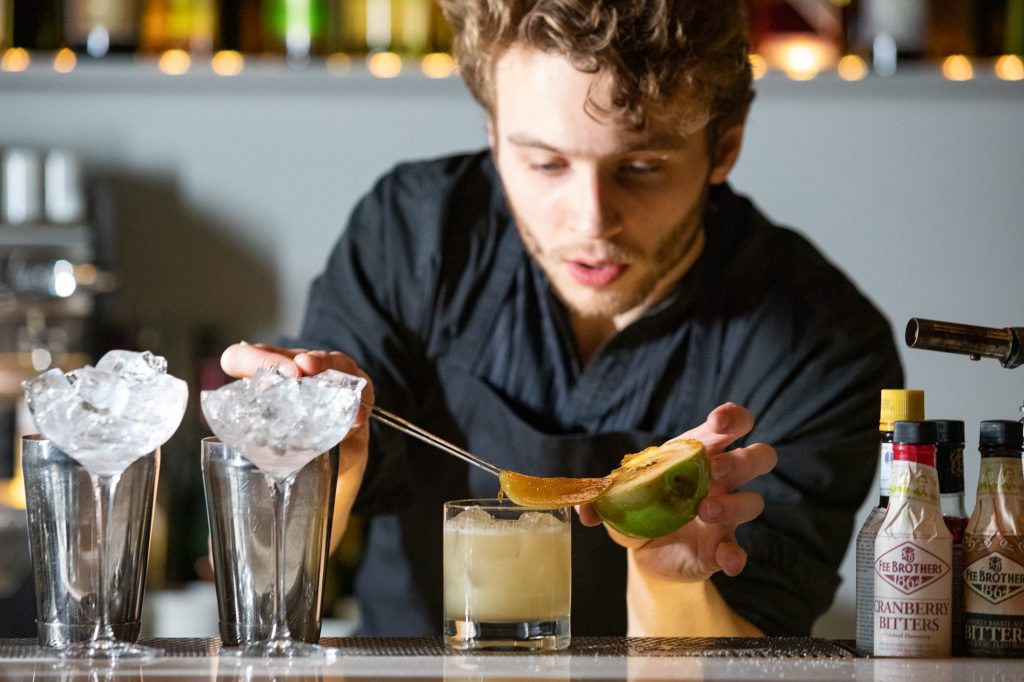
top-left (222, 0), bottom-right (901, 636)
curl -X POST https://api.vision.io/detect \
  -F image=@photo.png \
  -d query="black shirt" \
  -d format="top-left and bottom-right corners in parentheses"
top-left (297, 151), bottom-right (903, 636)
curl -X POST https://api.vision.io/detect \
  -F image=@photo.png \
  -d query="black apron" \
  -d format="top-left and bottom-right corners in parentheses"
top-left (354, 227), bottom-right (673, 636)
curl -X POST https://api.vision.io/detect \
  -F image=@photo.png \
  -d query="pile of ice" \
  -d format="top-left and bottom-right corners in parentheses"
top-left (22, 350), bottom-right (189, 476)
top-left (445, 509), bottom-right (567, 535)
top-left (200, 366), bottom-right (366, 480)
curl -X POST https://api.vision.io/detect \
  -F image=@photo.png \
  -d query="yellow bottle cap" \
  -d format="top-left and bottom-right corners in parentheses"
top-left (879, 389), bottom-right (925, 431)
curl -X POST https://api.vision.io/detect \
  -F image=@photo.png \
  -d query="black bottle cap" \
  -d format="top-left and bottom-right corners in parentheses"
top-left (893, 420), bottom-right (938, 445)
top-left (932, 420), bottom-right (965, 445)
top-left (979, 420), bottom-right (1024, 448)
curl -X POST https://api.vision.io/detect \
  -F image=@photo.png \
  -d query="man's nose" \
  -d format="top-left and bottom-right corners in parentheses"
top-left (569, 170), bottom-right (621, 238)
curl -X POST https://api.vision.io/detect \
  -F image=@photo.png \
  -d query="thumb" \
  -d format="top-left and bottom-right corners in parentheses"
top-left (672, 402), bottom-right (754, 452)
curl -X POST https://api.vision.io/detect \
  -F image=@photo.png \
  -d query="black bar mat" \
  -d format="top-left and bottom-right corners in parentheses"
top-left (0, 636), bottom-right (856, 659)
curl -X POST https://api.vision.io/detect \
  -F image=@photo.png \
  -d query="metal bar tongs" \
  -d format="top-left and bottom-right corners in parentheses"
top-left (362, 402), bottom-right (502, 477)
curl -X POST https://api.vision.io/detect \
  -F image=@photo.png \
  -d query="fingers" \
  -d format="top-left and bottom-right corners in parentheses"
top-left (714, 537), bottom-right (748, 577)
top-left (699, 490), bottom-right (765, 527)
top-left (221, 342), bottom-right (302, 379)
top-left (709, 442), bottom-right (777, 490)
top-left (293, 350), bottom-right (365, 379)
top-left (220, 343), bottom-right (375, 427)
top-left (670, 402), bottom-right (755, 453)
top-left (575, 503), bottom-right (601, 527)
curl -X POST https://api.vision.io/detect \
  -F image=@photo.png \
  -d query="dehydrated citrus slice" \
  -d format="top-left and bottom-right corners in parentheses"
top-left (592, 438), bottom-right (709, 539)
top-left (499, 470), bottom-right (612, 508)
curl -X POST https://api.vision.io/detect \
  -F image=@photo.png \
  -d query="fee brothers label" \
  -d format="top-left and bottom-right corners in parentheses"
top-left (964, 550), bottom-right (1024, 605)
top-left (876, 541), bottom-right (951, 595)
top-left (874, 538), bottom-right (953, 657)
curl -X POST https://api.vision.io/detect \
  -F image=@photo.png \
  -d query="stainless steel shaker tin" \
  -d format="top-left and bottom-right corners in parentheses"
top-left (201, 437), bottom-right (338, 646)
top-left (21, 435), bottom-right (159, 648)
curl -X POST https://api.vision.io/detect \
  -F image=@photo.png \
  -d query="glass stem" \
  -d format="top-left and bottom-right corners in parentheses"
top-left (91, 472), bottom-right (121, 643)
top-left (269, 474), bottom-right (294, 642)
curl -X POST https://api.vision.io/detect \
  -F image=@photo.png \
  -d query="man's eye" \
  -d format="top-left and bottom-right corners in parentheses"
top-left (622, 163), bottom-right (662, 175)
top-left (529, 160), bottom-right (567, 173)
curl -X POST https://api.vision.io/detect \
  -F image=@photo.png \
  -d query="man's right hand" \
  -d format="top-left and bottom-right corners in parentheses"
top-left (220, 341), bottom-right (374, 552)
top-left (220, 341), bottom-right (374, 417)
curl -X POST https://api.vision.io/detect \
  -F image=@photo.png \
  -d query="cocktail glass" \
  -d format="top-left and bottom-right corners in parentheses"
top-left (443, 499), bottom-right (571, 651)
top-left (21, 351), bottom-right (188, 660)
top-left (201, 367), bottom-right (365, 660)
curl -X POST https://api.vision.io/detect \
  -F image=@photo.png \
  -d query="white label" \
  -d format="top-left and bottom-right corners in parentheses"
top-left (874, 538), bottom-right (952, 657)
top-left (879, 442), bottom-right (894, 497)
top-left (856, 507), bottom-right (885, 652)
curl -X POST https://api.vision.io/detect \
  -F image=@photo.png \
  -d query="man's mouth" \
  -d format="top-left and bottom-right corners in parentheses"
top-left (566, 259), bottom-right (627, 288)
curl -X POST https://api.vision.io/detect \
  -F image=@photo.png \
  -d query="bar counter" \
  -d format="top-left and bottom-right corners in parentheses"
top-left (1, 637), bottom-right (1022, 681)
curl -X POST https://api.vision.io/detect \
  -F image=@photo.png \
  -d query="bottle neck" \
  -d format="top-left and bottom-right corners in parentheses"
top-left (980, 445), bottom-right (1024, 460)
top-left (888, 450), bottom-right (941, 506)
top-left (893, 442), bottom-right (936, 467)
top-left (977, 454), bottom-right (1024, 497)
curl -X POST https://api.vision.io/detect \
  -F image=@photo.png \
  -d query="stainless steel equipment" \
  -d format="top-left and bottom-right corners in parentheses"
top-left (905, 318), bottom-right (1024, 369)
top-left (201, 438), bottom-right (338, 646)
top-left (0, 147), bottom-right (113, 635)
top-left (906, 317), bottom-right (1024, 420)
top-left (21, 435), bottom-right (159, 647)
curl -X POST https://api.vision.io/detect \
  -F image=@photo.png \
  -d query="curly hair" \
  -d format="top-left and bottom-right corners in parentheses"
top-left (437, 0), bottom-right (754, 143)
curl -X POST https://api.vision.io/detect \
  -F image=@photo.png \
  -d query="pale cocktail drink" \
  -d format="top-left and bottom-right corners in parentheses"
top-left (443, 500), bottom-right (571, 650)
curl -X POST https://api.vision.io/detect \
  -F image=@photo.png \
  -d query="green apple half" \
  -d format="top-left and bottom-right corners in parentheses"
top-left (592, 438), bottom-right (710, 539)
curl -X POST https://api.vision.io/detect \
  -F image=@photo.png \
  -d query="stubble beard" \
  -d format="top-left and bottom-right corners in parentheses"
top-left (510, 192), bottom-right (708, 321)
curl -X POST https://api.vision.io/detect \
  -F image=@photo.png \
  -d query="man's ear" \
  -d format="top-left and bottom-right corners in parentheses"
top-left (709, 124), bottom-right (745, 185)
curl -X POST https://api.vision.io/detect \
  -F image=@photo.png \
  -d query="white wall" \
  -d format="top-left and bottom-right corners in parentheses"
top-left (2, 61), bottom-right (1022, 637)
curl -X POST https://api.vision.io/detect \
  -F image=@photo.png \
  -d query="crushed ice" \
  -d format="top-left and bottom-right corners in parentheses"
top-left (22, 350), bottom-right (188, 476)
top-left (200, 366), bottom-right (366, 479)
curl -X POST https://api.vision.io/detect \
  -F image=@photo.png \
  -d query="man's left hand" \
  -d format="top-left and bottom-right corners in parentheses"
top-left (577, 402), bottom-right (777, 582)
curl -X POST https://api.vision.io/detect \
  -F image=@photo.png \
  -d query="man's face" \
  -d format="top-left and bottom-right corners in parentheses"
top-left (490, 46), bottom-right (740, 325)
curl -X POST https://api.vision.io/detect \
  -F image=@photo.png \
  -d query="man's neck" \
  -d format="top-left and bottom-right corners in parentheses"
top-left (570, 314), bottom-right (617, 367)
top-left (569, 229), bottom-right (705, 366)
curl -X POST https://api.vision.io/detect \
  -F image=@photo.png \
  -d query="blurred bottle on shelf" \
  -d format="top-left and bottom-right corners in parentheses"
top-left (390, 0), bottom-right (429, 55)
top-left (1008, 0), bottom-right (1024, 55)
top-left (217, 0), bottom-right (263, 53)
top-left (325, 0), bottom-right (359, 53)
top-left (12, 0), bottom-right (64, 50)
top-left (967, 0), bottom-right (1024, 56)
top-left (140, 0), bottom-right (217, 55)
top-left (926, 1), bottom-right (974, 58)
top-left (325, 0), bottom-right (366, 54)
top-left (1, 0), bottom-right (14, 49)
top-left (64, 0), bottom-right (140, 57)
top-left (428, 0), bottom-right (451, 54)
top-left (364, 0), bottom-right (391, 52)
top-left (261, 0), bottom-right (327, 67)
